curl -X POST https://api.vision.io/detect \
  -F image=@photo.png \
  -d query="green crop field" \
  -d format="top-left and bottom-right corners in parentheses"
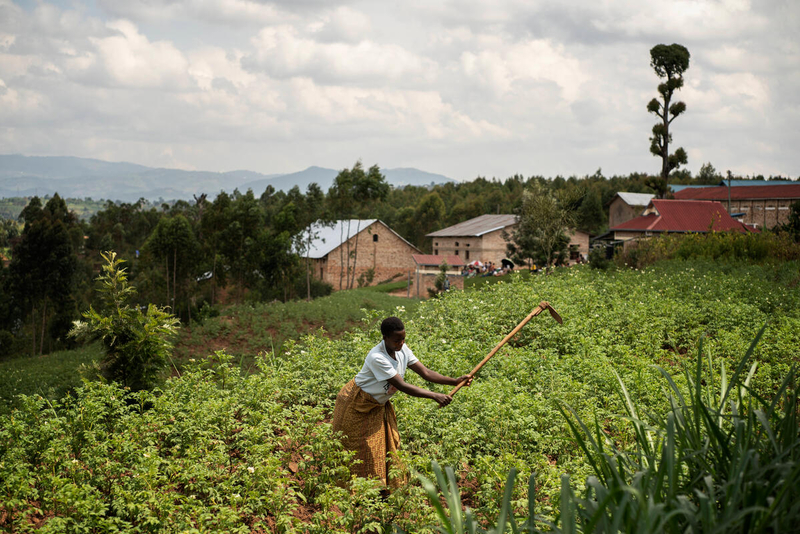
top-left (0, 344), bottom-right (103, 415)
top-left (1, 259), bottom-right (798, 532)
top-left (174, 283), bottom-right (420, 363)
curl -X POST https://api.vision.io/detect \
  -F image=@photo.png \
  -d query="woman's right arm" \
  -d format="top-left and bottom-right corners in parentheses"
top-left (387, 375), bottom-right (452, 407)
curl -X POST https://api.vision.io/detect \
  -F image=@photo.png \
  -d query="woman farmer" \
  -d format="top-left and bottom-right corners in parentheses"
top-left (331, 316), bottom-right (472, 486)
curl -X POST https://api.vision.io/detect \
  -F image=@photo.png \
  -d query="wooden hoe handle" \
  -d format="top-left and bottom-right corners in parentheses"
top-left (447, 301), bottom-right (562, 398)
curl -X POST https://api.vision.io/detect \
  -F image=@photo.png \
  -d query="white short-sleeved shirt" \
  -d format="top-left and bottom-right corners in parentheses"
top-left (354, 340), bottom-right (419, 404)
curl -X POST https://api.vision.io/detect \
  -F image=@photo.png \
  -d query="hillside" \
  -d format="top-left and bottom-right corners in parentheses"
top-left (1, 259), bottom-right (798, 531)
top-left (0, 154), bottom-right (457, 202)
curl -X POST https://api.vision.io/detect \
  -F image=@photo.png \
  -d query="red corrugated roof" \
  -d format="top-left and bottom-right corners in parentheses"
top-left (611, 200), bottom-right (754, 233)
top-left (674, 184), bottom-right (800, 200)
top-left (412, 254), bottom-right (465, 266)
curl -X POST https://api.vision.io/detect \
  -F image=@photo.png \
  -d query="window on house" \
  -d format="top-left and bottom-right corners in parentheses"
top-left (373, 234), bottom-right (379, 242)
top-left (434, 249), bottom-right (438, 255)
top-left (466, 243), bottom-right (470, 247)
top-left (455, 250), bottom-right (459, 255)
top-left (455, 241), bottom-right (459, 246)
top-left (435, 242), bottom-right (438, 246)
top-left (465, 250), bottom-right (470, 260)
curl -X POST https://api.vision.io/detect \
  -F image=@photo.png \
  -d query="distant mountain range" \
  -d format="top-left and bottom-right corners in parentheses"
top-left (0, 155), bottom-right (457, 202)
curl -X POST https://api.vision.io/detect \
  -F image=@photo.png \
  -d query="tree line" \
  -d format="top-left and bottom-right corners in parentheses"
top-left (0, 159), bottom-right (794, 359)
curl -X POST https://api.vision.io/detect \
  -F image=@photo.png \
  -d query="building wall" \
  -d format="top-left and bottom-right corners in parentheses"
top-left (613, 230), bottom-right (646, 241)
top-left (413, 272), bottom-right (464, 298)
top-left (480, 228), bottom-right (516, 265)
top-left (608, 198), bottom-right (646, 228)
top-left (311, 221), bottom-right (419, 291)
top-left (567, 230), bottom-right (590, 263)
top-left (431, 236), bottom-right (481, 263)
top-left (431, 226), bottom-right (517, 266)
top-left (724, 198), bottom-right (794, 229)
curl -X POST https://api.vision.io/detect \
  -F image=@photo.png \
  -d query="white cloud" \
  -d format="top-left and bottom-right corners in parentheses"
top-left (591, 0), bottom-right (769, 41)
top-left (312, 6), bottom-right (373, 43)
top-left (89, 20), bottom-right (192, 89)
top-left (460, 38), bottom-right (587, 102)
top-left (0, 0), bottom-right (797, 179)
top-left (246, 25), bottom-right (437, 86)
top-left (97, 0), bottom-right (288, 26)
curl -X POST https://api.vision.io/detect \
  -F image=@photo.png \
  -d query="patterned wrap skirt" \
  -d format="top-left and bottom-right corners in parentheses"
top-left (331, 379), bottom-right (401, 487)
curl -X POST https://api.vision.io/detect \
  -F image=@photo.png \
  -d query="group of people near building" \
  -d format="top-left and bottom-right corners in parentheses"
top-left (461, 260), bottom-right (514, 278)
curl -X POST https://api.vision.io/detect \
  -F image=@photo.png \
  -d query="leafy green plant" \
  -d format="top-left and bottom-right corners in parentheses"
top-left (408, 461), bottom-right (536, 534)
top-left (69, 251), bottom-right (179, 391)
top-left (3, 258), bottom-right (798, 531)
top-left (413, 326), bottom-right (800, 533)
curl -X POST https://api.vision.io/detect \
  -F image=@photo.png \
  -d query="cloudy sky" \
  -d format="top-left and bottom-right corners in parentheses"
top-left (1, 0), bottom-right (798, 182)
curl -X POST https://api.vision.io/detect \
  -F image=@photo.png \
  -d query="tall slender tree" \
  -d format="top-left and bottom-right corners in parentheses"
top-left (647, 43), bottom-right (690, 197)
top-left (9, 195), bottom-right (79, 355)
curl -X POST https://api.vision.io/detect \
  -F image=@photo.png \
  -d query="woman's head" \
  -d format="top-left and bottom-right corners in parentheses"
top-left (381, 316), bottom-right (406, 352)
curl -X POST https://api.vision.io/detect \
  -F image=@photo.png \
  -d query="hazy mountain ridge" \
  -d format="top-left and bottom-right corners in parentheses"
top-left (0, 155), bottom-right (456, 202)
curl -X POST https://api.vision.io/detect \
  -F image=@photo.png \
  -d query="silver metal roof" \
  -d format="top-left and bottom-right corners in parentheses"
top-left (298, 219), bottom-right (419, 259)
top-left (426, 214), bottom-right (518, 237)
top-left (615, 192), bottom-right (655, 206)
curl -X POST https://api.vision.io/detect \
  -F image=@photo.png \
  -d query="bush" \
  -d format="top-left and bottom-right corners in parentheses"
top-left (69, 251), bottom-right (179, 391)
top-left (0, 330), bottom-right (15, 359)
top-left (293, 275), bottom-right (333, 299)
top-left (357, 267), bottom-right (376, 288)
top-left (615, 231), bottom-right (800, 269)
top-left (588, 247), bottom-right (610, 270)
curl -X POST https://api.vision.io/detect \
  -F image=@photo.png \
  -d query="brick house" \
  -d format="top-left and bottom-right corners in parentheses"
top-left (609, 199), bottom-right (755, 241)
top-left (673, 184), bottom-right (800, 229)
top-left (427, 214), bottom-right (591, 267)
top-left (607, 192), bottom-right (655, 228)
top-left (426, 214), bottom-right (518, 266)
top-left (300, 219), bottom-right (420, 290)
top-left (411, 254), bottom-right (465, 297)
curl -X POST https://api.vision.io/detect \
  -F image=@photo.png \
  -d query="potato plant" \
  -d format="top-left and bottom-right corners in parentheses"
top-left (1, 259), bottom-right (798, 531)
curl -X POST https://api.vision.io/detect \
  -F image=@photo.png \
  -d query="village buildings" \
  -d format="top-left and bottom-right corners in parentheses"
top-left (607, 192), bottom-right (655, 228)
top-left (425, 214), bottom-right (591, 267)
top-left (426, 214), bottom-right (517, 266)
top-left (608, 199), bottom-right (754, 241)
top-left (300, 219), bottom-right (420, 291)
top-left (672, 184), bottom-right (800, 229)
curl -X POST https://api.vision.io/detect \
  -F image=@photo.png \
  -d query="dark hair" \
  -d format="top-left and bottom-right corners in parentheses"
top-left (380, 316), bottom-right (405, 337)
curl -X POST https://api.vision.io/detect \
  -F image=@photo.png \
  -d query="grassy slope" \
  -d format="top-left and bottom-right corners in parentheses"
top-left (0, 285), bottom-right (418, 412)
top-left (0, 343), bottom-right (103, 415)
top-left (174, 284), bottom-right (420, 362)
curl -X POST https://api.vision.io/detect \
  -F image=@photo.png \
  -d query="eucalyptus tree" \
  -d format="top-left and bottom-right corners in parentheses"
top-left (647, 43), bottom-right (690, 197)
top-left (144, 214), bottom-right (200, 316)
top-left (8, 194), bottom-right (79, 355)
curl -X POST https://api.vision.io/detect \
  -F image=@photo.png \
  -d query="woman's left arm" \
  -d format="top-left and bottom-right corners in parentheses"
top-left (409, 361), bottom-right (472, 387)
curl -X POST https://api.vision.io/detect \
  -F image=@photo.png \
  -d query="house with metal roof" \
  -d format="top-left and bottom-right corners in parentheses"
top-left (426, 214), bottom-right (518, 267)
top-left (299, 219), bottom-right (420, 291)
top-left (609, 199), bottom-right (755, 241)
top-left (607, 192), bottom-right (655, 229)
top-left (673, 184), bottom-right (800, 229)
top-left (670, 179), bottom-right (795, 194)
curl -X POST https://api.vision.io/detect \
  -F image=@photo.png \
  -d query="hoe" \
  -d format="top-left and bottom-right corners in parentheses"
top-left (447, 301), bottom-right (562, 399)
